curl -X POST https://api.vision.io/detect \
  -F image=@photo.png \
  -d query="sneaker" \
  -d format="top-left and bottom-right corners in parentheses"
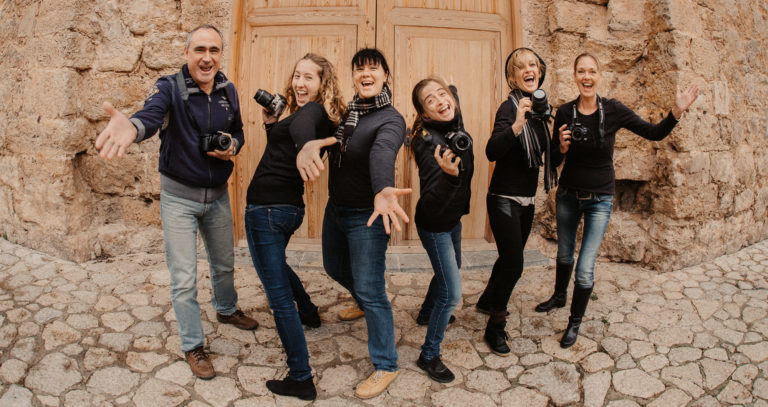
top-left (299, 309), bottom-right (322, 329)
top-left (416, 313), bottom-right (456, 326)
top-left (417, 355), bottom-right (455, 383)
top-left (216, 309), bottom-right (259, 330)
top-left (354, 370), bottom-right (398, 399)
top-left (338, 305), bottom-right (365, 321)
top-left (266, 376), bottom-right (317, 400)
top-left (184, 347), bottom-right (215, 379)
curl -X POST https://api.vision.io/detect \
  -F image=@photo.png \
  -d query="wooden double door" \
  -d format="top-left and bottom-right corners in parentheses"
top-left (229, 0), bottom-right (519, 246)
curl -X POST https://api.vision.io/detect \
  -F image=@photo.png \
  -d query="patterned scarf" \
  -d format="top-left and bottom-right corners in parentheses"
top-left (334, 85), bottom-right (392, 152)
top-left (509, 89), bottom-right (556, 192)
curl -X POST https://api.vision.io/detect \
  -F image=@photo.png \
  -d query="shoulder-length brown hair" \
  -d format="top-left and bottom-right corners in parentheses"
top-left (283, 53), bottom-right (346, 125)
top-left (410, 77), bottom-right (459, 142)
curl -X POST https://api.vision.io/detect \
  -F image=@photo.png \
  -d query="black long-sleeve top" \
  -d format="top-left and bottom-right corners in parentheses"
top-left (486, 98), bottom-right (549, 197)
top-left (329, 105), bottom-right (405, 208)
top-left (412, 121), bottom-right (474, 232)
top-left (246, 102), bottom-right (333, 206)
top-left (552, 98), bottom-right (679, 195)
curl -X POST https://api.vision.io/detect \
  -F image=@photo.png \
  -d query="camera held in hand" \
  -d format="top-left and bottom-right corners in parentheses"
top-left (444, 130), bottom-right (473, 154)
top-left (568, 122), bottom-right (590, 143)
top-left (254, 89), bottom-right (287, 118)
top-left (201, 131), bottom-right (232, 153)
top-left (524, 89), bottom-right (551, 121)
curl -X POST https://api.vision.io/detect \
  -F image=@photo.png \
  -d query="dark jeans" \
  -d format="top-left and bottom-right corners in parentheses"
top-left (244, 204), bottom-right (315, 381)
top-left (416, 223), bottom-right (463, 360)
top-left (322, 201), bottom-right (398, 371)
top-left (555, 187), bottom-right (613, 288)
top-left (478, 194), bottom-right (535, 311)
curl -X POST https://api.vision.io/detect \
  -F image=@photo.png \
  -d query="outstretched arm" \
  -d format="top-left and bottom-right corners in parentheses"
top-left (672, 84), bottom-right (699, 119)
top-left (297, 136), bottom-right (337, 181)
top-left (95, 102), bottom-right (138, 160)
top-left (367, 186), bottom-right (412, 234)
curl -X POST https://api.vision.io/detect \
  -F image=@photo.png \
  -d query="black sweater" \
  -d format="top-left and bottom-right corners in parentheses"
top-left (412, 121), bottom-right (474, 232)
top-left (329, 105), bottom-right (405, 208)
top-left (552, 98), bottom-right (678, 195)
top-left (486, 98), bottom-right (549, 197)
top-left (246, 102), bottom-right (333, 206)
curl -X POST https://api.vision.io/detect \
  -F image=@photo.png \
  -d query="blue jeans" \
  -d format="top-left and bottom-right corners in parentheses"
top-left (555, 187), bottom-right (613, 288)
top-left (244, 204), bottom-right (313, 381)
top-left (160, 190), bottom-right (238, 352)
top-left (416, 223), bottom-right (463, 361)
top-left (322, 202), bottom-right (397, 371)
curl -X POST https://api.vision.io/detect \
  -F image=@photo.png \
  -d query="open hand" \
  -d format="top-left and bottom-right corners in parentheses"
top-left (95, 102), bottom-right (138, 159)
top-left (367, 187), bottom-right (412, 234)
top-left (672, 84), bottom-right (699, 119)
top-left (297, 136), bottom-right (337, 181)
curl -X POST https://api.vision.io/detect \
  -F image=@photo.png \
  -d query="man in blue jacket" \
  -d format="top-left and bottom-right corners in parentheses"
top-left (95, 24), bottom-right (257, 380)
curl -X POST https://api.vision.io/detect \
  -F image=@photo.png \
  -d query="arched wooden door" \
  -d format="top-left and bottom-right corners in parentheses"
top-left (229, 0), bottom-right (518, 246)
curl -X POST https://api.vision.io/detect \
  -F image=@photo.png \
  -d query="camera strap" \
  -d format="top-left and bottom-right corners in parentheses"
top-left (572, 96), bottom-right (605, 142)
top-left (173, 69), bottom-right (236, 136)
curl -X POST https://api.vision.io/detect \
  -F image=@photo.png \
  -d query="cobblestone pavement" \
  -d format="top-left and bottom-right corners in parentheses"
top-left (0, 237), bottom-right (767, 407)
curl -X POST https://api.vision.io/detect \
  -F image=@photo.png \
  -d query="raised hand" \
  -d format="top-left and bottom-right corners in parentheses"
top-left (95, 102), bottom-right (138, 159)
top-left (297, 136), bottom-right (337, 181)
top-left (434, 145), bottom-right (460, 177)
top-left (672, 84), bottom-right (699, 119)
top-left (367, 186), bottom-right (412, 234)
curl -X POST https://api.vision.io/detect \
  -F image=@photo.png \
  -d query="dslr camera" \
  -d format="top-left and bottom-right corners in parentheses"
top-left (254, 89), bottom-right (287, 118)
top-left (201, 131), bottom-right (232, 152)
top-left (524, 89), bottom-right (551, 121)
top-left (444, 130), bottom-right (472, 154)
top-left (568, 122), bottom-right (590, 143)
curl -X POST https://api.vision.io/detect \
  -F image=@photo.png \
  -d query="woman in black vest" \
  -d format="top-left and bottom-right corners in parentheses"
top-left (244, 53), bottom-right (344, 400)
top-left (476, 48), bottom-right (556, 355)
top-left (410, 78), bottom-right (474, 383)
top-left (540, 52), bottom-right (698, 348)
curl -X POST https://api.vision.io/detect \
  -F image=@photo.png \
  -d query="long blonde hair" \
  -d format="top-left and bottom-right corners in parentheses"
top-left (283, 53), bottom-right (346, 125)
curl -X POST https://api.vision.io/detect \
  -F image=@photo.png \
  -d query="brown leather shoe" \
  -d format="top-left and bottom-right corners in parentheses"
top-left (185, 347), bottom-right (215, 379)
top-left (216, 309), bottom-right (259, 330)
top-left (354, 370), bottom-right (398, 399)
top-left (338, 305), bottom-right (365, 321)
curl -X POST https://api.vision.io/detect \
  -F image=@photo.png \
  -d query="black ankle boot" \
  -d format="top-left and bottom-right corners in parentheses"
top-left (535, 262), bottom-right (574, 312)
top-left (560, 285), bottom-right (592, 349)
top-left (484, 318), bottom-right (510, 355)
top-left (266, 376), bottom-right (317, 400)
top-left (299, 308), bottom-right (321, 329)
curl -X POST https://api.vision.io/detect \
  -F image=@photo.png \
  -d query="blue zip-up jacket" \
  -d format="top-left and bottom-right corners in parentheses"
top-left (130, 64), bottom-right (244, 188)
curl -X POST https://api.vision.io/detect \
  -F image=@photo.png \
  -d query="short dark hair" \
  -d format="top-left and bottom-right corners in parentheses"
top-left (186, 24), bottom-right (224, 50)
top-left (351, 48), bottom-right (390, 75)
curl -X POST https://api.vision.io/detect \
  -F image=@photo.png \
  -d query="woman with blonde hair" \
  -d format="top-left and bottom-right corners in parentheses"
top-left (244, 53), bottom-right (344, 400)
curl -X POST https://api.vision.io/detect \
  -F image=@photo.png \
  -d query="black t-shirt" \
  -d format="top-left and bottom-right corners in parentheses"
top-left (552, 98), bottom-right (679, 195)
top-left (486, 98), bottom-right (549, 197)
top-left (328, 105), bottom-right (405, 208)
top-left (246, 102), bottom-right (333, 206)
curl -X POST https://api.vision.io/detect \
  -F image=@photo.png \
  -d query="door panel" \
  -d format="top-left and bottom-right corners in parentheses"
top-left (231, 1), bottom-right (374, 244)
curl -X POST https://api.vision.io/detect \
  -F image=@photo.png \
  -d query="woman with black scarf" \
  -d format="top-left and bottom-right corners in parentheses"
top-left (476, 48), bottom-right (556, 355)
top-left (322, 48), bottom-right (411, 399)
top-left (410, 78), bottom-right (474, 383)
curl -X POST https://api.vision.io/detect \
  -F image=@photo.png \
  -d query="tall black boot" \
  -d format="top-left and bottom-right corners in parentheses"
top-left (560, 285), bottom-right (593, 349)
top-left (535, 262), bottom-right (574, 313)
top-left (484, 311), bottom-right (510, 355)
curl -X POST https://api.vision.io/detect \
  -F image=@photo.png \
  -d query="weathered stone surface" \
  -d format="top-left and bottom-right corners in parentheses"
top-left (317, 365), bottom-right (356, 396)
top-left (583, 370), bottom-right (611, 407)
top-left (25, 353), bottom-right (82, 395)
top-left (430, 387), bottom-right (496, 407)
top-left (737, 341), bottom-right (768, 362)
top-left (0, 385), bottom-right (33, 407)
top-left (194, 376), bottom-right (241, 407)
top-left (701, 358), bottom-right (736, 389)
top-left (612, 369), bottom-right (665, 399)
top-left (132, 378), bottom-right (189, 407)
top-left (500, 386), bottom-right (549, 407)
top-left (581, 352), bottom-right (615, 373)
top-left (518, 362), bottom-right (580, 405)
top-left (156, 361), bottom-right (194, 386)
top-left (541, 334), bottom-right (597, 362)
top-left (86, 366), bottom-right (140, 396)
top-left (126, 351), bottom-right (169, 372)
top-left (442, 340), bottom-right (483, 369)
top-left (386, 369), bottom-right (430, 400)
top-left (237, 366), bottom-right (277, 396)
top-left (0, 359), bottom-right (28, 384)
top-left (41, 320), bottom-right (81, 350)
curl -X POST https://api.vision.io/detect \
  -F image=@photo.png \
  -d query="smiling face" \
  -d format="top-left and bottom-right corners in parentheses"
top-left (574, 55), bottom-right (601, 99)
top-left (184, 28), bottom-right (222, 92)
top-left (418, 81), bottom-right (456, 122)
top-left (292, 59), bottom-right (322, 107)
top-left (510, 51), bottom-right (541, 94)
top-left (353, 61), bottom-right (387, 99)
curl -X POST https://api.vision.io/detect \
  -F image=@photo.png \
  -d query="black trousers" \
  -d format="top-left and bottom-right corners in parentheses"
top-left (479, 194), bottom-right (535, 311)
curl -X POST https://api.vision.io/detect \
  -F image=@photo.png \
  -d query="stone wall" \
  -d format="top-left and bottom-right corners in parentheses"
top-left (0, 0), bottom-right (765, 270)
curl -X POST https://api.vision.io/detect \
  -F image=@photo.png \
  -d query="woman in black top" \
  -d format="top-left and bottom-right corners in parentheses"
top-left (476, 48), bottom-right (556, 355)
top-left (244, 53), bottom-right (344, 400)
top-left (322, 48), bottom-right (410, 399)
top-left (539, 52), bottom-right (699, 348)
top-left (410, 78), bottom-right (474, 383)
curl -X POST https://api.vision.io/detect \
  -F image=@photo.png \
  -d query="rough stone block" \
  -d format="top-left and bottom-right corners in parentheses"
top-left (143, 32), bottom-right (186, 69)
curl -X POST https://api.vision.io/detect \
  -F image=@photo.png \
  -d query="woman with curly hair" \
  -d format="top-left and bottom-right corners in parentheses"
top-left (244, 53), bottom-right (345, 400)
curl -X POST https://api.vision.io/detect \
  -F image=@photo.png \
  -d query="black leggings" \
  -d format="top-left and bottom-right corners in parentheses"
top-left (479, 194), bottom-right (535, 311)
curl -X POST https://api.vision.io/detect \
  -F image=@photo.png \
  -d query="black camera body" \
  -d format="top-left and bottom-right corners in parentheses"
top-left (444, 130), bottom-right (473, 154)
top-left (568, 122), bottom-right (590, 143)
top-left (524, 89), bottom-right (551, 121)
top-left (201, 131), bottom-right (232, 152)
top-left (254, 89), bottom-right (287, 118)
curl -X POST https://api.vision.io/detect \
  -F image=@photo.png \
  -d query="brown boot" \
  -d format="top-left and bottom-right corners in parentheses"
top-left (354, 370), bottom-right (398, 399)
top-left (216, 309), bottom-right (259, 330)
top-left (185, 347), bottom-right (215, 379)
top-left (338, 305), bottom-right (365, 321)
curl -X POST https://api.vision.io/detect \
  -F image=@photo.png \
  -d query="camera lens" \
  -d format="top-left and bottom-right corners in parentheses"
top-left (253, 89), bottom-right (274, 108)
top-left (531, 89), bottom-right (548, 115)
top-left (215, 133), bottom-right (231, 151)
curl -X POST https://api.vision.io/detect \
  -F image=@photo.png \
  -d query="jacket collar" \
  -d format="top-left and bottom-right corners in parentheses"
top-left (181, 64), bottom-right (231, 95)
